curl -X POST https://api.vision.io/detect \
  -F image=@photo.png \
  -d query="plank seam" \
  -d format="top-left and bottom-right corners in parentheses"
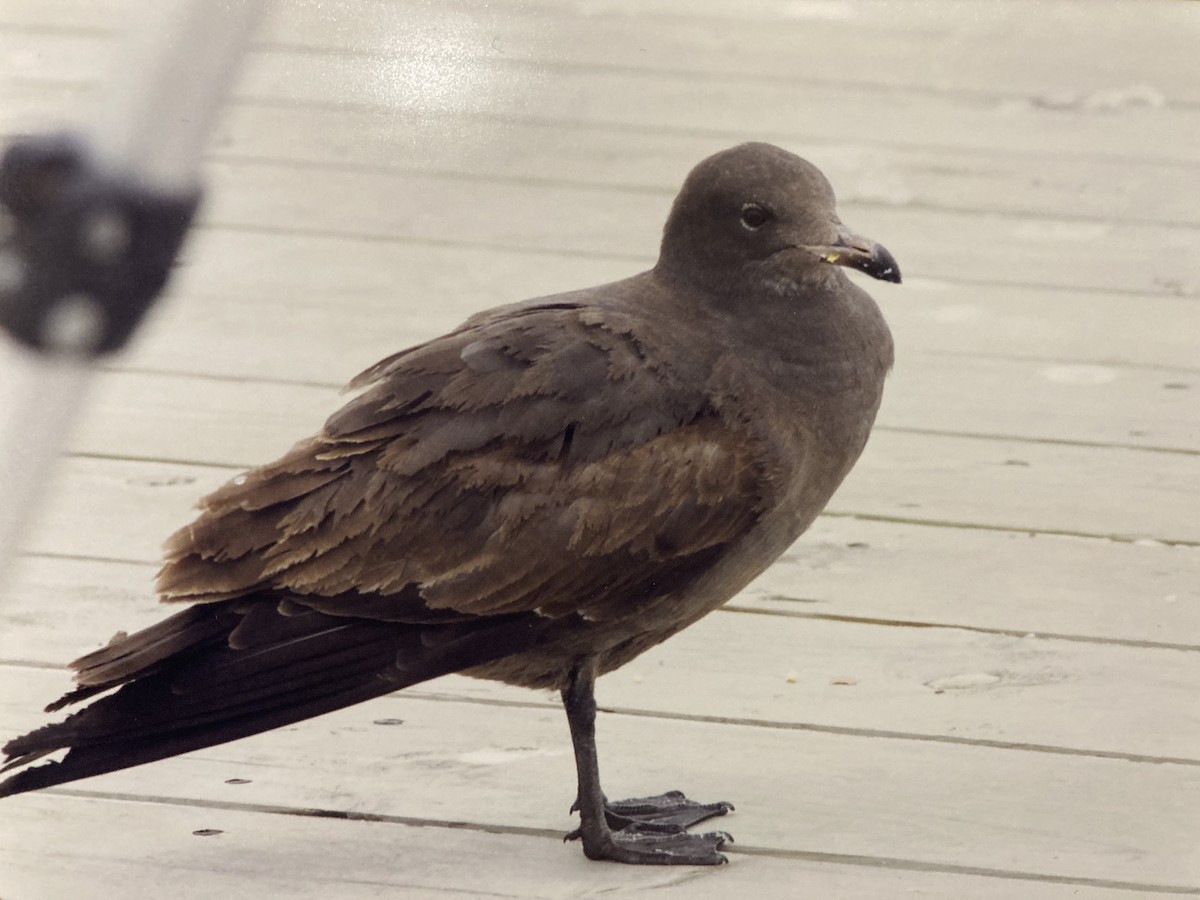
top-left (820, 511), bottom-right (1200, 549)
top-left (190, 222), bottom-right (1200, 300)
top-left (876, 426), bottom-right (1200, 458)
top-left (34, 788), bottom-right (1200, 895)
top-left (203, 152), bottom-right (1200, 231)
top-left (2, 663), bottom-right (1194, 767)
top-left (720, 604), bottom-right (1200, 653)
top-left (6, 76), bottom-right (1200, 173)
top-left (94, 358), bottom-right (1200, 392)
top-left (5, 21), bottom-right (1200, 118)
top-left (395, 692), bottom-right (1200, 768)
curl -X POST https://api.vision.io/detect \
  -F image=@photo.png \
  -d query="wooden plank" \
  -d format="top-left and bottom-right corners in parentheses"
top-left (269, 0), bottom-right (1200, 109)
top-left (75, 370), bottom-right (340, 468)
top-left (122, 230), bottom-right (1200, 377)
top-left (833, 430), bottom-right (1200, 543)
top-left (138, 55), bottom-right (1200, 168)
top-left (3, 0), bottom-right (1199, 109)
top-left (10, 506), bottom-right (1200, 649)
top-left (737, 517), bottom-right (1200, 646)
top-left (2, 793), bottom-right (1172, 900)
top-left (64, 361), bottom-right (1200, 484)
top-left (881, 354), bottom-right (1200, 452)
top-left (21, 458), bottom-right (230, 564)
top-left (191, 158), bottom-right (1199, 297)
top-left (597, 615), bottom-right (1200, 762)
top-left (5, 133), bottom-right (1165, 305)
top-left (2, 669), bottom-right (1197, 888)
top-left (0, 556), bottom-right (158, 665)
top-left (199, 106), bottom-right (1200, 229)
top-left (4, 556), bottom-right (1197, 760)
top-left (4, 27), bottom-right (1200, 170)
top-left (2, 87), bottom-right (1195, 356)
top-left (20, 438), bottom-right (1198, 571)
top-left (5, 74), bottom-right (1199, 230)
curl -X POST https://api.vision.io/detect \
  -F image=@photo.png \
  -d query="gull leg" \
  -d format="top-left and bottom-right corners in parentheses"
top-left (561, 659), bottom-right (731, 865)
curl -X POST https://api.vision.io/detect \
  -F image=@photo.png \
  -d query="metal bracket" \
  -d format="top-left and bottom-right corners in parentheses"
top-left (0, 133), bottom-right (202, 357)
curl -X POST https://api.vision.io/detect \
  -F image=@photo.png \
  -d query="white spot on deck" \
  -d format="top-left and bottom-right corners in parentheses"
top-left (926, 672), bottom-right (1002, 692)
top-left (1042, 364), bottom-right (1117, 385)
top-left (458, 747), bottom-right (565, 766)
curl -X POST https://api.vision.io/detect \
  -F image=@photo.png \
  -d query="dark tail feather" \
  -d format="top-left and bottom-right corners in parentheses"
top-left (1, 598), bottom-right (547, 798)
top-left (46, 604), bottom-right (236, 713)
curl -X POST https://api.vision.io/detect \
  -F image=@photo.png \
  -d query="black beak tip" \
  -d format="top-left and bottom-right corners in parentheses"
top-left (866, 243), bottom-right (902, 284)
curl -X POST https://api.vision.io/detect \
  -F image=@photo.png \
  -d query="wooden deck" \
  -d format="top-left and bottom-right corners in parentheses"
top-left (1, 0), bottom-right (1198, 896)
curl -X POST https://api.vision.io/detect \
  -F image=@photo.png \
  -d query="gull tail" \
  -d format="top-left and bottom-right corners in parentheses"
top-left (0, 597), bottom-right (541, 798)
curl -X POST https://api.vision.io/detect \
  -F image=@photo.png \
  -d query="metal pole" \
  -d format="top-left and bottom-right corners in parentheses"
top-left (89, 1), bottom-right (269, 194)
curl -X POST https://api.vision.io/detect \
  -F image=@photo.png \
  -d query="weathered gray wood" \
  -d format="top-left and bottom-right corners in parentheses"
top-left (4, 793), bottom-right (1175, 900)
top-left (23, 441), bottom-right (1200, 577)
top-left (132, 229), bottom-right (1200, 375)
top-left (4, 24), bottom-right (1200, 173)
top-left (22, 458), bottom-right (229, 564)
top-left (3, 555), bottom-right (1197, 760)
top-left (273, 0), bottom-right (1200, 110)
top-left (6, 81), bottom-right (1198, 229)
top-left (882, 355), bottom-right (1200, 453)
top-left (113, 54), bottom-right (1200, 172)
top-left (196, 108), bottom-right (1200, 231)
top-left (65, 361), bottom-right (1200, 485)
top-left (10, 509), bottom-right (1200, 651)
top-left (4, 0), bottom-right (1199, 109)
top-left (0, 556), bottom-right (158, 664)
top-left (188, 158), bottom-right (1198, 297)
top-left (2, 669), bottom-right (1197, 888)
top-left (75, 370), bottom-right (338, 467)
top-left (737, 517), bottom-right (1200, 646)
top-left (835, 431), bottom-right (1200, 543)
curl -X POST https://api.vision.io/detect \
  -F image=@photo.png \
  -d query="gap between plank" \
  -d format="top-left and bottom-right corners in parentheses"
top-left (5, 70), bottom-right (1200, 177)
top-left (15, 550), bottom-right (157, 568)
top-left (34, 458), bottom-right (1200, 548)
top-left (719, 604), bottom-right (1200, 654)
top-left (1, 661), bottom-right (1194, 768)
top-left (95, 363), bottom-right (347, 392)
top-left (95, 352), bottom-right (1200, 392)
top-left (32, 788), bottom-right (1200, 895)
top-left (396, 691), bottom-right (1200, 769)
top-left (5, 16), bottom-right (1200, 123)
top-left (82, 363), bottom-right (1200, 459)
top-left (820, 511), bottom-right (1200, 549)
top-left (877, 426), bottom-right (1200, 459)
top-left (205, 151), bottom-right (1200, 231)
top-left (191, 221), bottom-right (1200, 300)
top-left (52, 114), bottom-right (1198, 250)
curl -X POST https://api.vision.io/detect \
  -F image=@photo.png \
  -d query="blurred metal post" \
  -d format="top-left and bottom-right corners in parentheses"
top-left (0, 0), bottom-right (269, 594)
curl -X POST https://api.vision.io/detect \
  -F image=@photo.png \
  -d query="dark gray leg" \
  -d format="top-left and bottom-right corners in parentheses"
top-left (561, 658), bottom-right (731, 865)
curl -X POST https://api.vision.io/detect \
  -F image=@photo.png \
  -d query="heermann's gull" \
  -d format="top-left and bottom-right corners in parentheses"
top-left (0, 142), bottom-right (899, 865)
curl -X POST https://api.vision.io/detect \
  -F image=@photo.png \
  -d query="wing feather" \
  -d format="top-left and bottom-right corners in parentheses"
top-left (159, 303), bottom-right (774, 626)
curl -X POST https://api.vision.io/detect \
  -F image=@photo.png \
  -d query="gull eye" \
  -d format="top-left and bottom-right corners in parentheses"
top-left (739, 203), bottom-right (771, 231)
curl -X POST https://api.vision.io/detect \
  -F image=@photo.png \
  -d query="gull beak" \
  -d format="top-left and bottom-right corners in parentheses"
top-left (801, 225), bottom-right (902, 284)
